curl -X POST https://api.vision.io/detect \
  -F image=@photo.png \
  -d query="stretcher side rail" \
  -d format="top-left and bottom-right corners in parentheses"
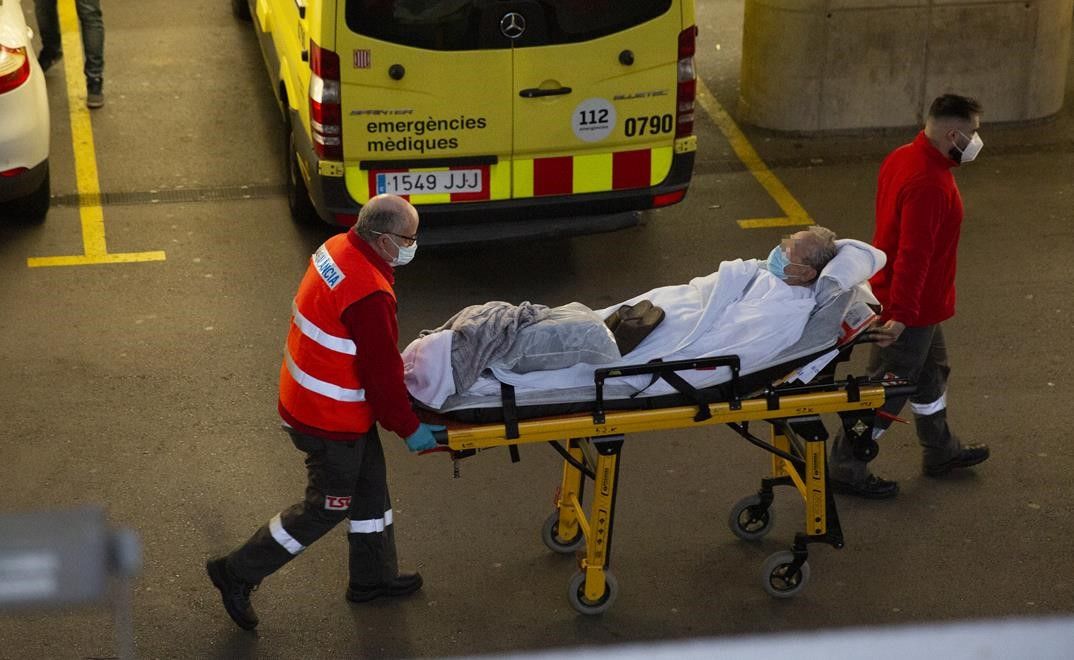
top-left (429, 377), bottom-right (914, 451)
top-left (593, 354), bottom-right (742, 425)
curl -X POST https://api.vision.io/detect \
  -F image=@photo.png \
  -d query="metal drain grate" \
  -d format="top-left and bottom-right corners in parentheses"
top-left (49, 183), bottom-right (287, 208)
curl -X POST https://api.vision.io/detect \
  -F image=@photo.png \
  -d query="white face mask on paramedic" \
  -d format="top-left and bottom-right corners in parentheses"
top-left (953, 130), bottom-right (984, 164)
top-left (388, 236), bottom-right (417, 266)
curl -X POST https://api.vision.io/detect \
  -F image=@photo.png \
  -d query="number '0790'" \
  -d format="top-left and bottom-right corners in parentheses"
top-left (624, 114), bottom-right (674, 137)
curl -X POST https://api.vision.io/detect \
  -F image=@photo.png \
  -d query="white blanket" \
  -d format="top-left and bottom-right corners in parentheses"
top-left (403, 240), bottom-right (886, 410)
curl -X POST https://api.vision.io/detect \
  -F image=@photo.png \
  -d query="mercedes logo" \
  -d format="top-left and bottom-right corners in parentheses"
top-left (500, 12), bottom-right (526, 39)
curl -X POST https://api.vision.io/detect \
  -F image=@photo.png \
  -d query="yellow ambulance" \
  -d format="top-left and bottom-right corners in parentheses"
top-left (233, 0), bottom-right (698, 243)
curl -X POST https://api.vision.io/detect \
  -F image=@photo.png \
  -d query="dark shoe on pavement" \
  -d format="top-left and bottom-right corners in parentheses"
top-left (206, 557), bottom-right (259, 630)
top-left (37, 48), bottom-right (62, 72)
top-left (346, 572), bottom-right (423, 603)
top-left (86, 77), bottom-right (104, 109)
top-left (829, 473), bottom-right (899, 500)
top-left (923, 444), bottom-right (990, 477)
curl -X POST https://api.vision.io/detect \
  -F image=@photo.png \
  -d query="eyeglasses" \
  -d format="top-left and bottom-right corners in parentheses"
top-left (372, 230), bottom-right (418, 247)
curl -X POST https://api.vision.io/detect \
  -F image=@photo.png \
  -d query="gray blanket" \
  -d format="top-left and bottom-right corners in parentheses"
top-left (420, 301), bottom-right (550, 395)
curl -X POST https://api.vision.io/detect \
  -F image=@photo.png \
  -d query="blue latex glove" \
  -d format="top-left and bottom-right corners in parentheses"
top-left (405, 423), bottom-right (446, 453)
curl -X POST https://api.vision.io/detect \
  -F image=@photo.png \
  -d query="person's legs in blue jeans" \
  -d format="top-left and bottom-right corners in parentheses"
top-left (74, 0), bottom-right (104, 82)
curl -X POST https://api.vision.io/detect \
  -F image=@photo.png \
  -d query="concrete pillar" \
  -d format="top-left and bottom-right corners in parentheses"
top-left (739, 0), bottom-right (1074, 131)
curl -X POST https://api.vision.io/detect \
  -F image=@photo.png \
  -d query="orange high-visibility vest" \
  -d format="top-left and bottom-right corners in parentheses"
top-left (279, 234), bottom-right (394, 434)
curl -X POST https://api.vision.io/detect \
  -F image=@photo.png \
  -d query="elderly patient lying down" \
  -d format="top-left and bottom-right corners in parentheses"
top-left (404, 228), bottom-right (886, 411)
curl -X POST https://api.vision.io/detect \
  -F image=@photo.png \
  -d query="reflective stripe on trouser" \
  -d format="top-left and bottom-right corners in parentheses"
top-left (345, 428), bottom-right (398, 587)
top-left (830, 323), bottom-right (960, 480)
top-left (224, 427), bottom-right (397, 586)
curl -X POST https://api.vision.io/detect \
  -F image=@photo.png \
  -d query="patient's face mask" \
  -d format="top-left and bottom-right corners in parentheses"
top-left (949, 130), bottom-right (984, 164)
top-left (764, 245), bottom-right (796, 280)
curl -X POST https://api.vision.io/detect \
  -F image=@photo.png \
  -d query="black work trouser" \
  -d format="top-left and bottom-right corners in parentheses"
top-left (830, 323), bottom-right (961, 481)
top-left (225, 427), bottom-right (398, 587)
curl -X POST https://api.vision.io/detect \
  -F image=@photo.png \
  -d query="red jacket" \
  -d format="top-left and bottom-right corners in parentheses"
top-left (869, 132), bottom-right (964, 327)
top-left (279, 231), bottom-right (420, 441)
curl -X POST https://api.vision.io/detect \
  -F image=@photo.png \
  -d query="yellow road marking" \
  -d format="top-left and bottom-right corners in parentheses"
top-left (694, 78), bottom-right (813, 229)
top-left (27, 0), bottom-right (165, 268)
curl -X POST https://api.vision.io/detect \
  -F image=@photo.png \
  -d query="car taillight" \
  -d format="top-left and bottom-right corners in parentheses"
top-left (676, 26), bottom-right (697, 139)
top-left (652, 189), bottom-right (686, 208)
top-left (309, 41), bottom-right (342, 160)
top-left (0, 45), bottom-right (30, 94)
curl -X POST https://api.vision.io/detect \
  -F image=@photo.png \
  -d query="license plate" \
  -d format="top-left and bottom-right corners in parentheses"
top-left (375, 170), bottom-right (483, 195)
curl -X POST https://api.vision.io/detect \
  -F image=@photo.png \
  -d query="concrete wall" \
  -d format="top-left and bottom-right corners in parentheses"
top-left (739, 0), bottom-right (1074, 131)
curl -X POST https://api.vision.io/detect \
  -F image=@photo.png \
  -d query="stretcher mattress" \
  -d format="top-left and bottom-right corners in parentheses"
top-left (406, 240), bottom-right (885, 417)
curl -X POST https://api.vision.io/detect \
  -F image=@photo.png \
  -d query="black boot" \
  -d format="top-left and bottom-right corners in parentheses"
top-left (37, 48), bottom-right (62, 72)
top-left (86, 77), bottom-right (104, 109)
top-left (923, 444), bottom-right (990, 477)
top-left (206, 557), bottom-right (259, 630)
top-left (346, 572), bottom-right (423, 603)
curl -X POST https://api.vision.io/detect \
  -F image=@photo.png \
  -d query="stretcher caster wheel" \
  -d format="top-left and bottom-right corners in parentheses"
top-left (728, 495), bottom-right (774, 541)
top-left (542, 511), bottom-right (585, 553)
top-left (567, 570), bottom-right (618, 615)
top-left (760, 550), bottom-right (810, 598)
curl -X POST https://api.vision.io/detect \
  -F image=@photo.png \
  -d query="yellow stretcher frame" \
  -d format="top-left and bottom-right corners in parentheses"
top-left (432, 374), bottom-right (911, 615)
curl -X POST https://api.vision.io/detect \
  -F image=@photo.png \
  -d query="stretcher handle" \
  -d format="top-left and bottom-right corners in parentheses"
top-left (593, 355), bottom-right (742, 424)
top-left (433, 429), bottom-right (449, 445)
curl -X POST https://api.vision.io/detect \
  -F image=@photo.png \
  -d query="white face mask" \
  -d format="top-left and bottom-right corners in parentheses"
top-left (953, 130), bottom-right (984, 164)
top-left (388, 236), bottom-right (417, 267)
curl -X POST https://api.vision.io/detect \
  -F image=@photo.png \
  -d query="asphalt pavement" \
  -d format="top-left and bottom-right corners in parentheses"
top-left (1, 1), bottom-right (1072, 658)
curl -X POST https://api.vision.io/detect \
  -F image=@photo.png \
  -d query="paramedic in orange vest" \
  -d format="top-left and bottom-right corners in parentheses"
top-left (206, 194), bottom-right (444, 631)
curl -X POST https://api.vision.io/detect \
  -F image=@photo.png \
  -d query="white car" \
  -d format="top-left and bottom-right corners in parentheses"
top-left (0, 0), bottom-right (49, 222)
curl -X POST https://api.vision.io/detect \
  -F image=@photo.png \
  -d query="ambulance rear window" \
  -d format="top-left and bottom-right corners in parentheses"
top-left (345, 1), bottom-right (673, 51)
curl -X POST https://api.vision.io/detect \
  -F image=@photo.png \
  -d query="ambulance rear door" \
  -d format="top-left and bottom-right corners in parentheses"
top-left (336, 1), bottom-right (514, 208)
top-left (504, 1), bottom-right (683, 202)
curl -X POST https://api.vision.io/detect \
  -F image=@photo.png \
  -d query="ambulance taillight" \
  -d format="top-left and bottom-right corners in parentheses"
top-left (676, 26), bottom-right (697, 138)
top-left (309, 41), bottom-right (342, 160)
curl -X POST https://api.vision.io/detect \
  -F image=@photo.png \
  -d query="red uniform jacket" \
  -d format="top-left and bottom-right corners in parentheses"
top-left (870, 131), bottom-right (964, 327)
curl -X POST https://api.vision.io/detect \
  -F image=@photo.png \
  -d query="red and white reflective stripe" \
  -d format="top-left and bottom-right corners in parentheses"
top-left (349, 509), bottom-right (393, 534)
top-left (291, 301), bottom-right (357, 355)
top-left (910, 391), bottom-right (947, 416)
top-left (269, 513), bottom-right (305, 555)
top-left (284, 351), bottom-right (366, 402)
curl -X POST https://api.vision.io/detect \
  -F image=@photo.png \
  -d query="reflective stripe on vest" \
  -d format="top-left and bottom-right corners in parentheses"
top-left (283, 351), bottom-right (366, 403)
top-left (291, 301), bottom-right (357, 355)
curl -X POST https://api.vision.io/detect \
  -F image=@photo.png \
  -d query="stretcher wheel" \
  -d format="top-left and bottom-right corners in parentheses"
top-left (567, 570), bottom-right (618, 615)
top-left (541, 511), bottom-right (585, 553)
top-left (728, 495), bottom-right (774, 541)
top-left (760, 551), bottom-right (811, 598)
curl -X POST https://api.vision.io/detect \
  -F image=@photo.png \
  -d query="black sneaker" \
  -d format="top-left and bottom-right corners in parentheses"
top-left (923, 444), bottom-right (990, 477)
top-left (346, 572), bottom-right (423, 603)
top-left (38, 48), bottom-right (62, 72)
top-left (86, 77), bottom-right (104, 109)
top-left (829, 473), bottom-right (899, 500)
top-left (206, 557), bottom-right (259, 630)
